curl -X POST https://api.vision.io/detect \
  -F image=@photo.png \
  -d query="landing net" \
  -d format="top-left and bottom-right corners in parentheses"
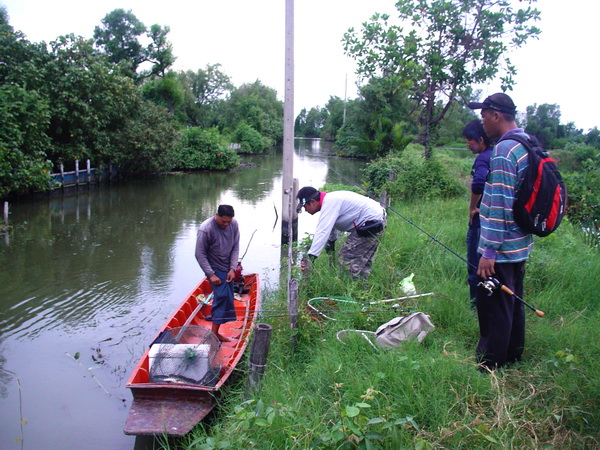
top-left (149, 325), bottom-right (221, 385)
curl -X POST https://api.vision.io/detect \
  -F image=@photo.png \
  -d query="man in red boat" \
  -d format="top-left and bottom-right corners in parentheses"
top-left (195, 204), bottom-right (240, 342)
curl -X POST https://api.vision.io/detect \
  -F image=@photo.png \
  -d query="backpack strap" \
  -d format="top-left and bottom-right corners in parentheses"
top-left (498, 133), bottom-right (548, 158)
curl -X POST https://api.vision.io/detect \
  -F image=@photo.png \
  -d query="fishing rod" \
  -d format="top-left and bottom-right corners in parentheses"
top-left (240, 229), bottom-right (257, 262)
top-left (387, 205), bottom-right (545, 318)
top-left (234, 229), bottom-right (257, 279)
top-left (324, 167), bottom-right (545, 317)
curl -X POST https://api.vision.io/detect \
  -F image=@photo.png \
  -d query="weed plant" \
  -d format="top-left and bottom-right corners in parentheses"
top-left (179, 163), bottom-right (599, 449)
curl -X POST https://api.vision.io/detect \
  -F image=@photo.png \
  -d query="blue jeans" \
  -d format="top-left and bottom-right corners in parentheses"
top-left (466, 224), bottom-right (481, 300)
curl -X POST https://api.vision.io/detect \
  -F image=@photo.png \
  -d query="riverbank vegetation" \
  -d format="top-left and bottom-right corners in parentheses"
top-left (0, 7), bottom-right (282, 198)
top-left (3, 0), bottom-right (600, 208)
top-left (176, 145), bottom-right (598, 449)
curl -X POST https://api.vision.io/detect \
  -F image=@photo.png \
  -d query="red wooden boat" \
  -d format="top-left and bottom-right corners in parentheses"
top-left (124, 273), bottom-right (260, 436)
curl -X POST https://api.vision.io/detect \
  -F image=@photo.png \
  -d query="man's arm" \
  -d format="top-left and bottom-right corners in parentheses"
top-left (308, 201), bottom-right (340, 258)
top-left (195, 229), bottom-right (215, 278)
top-left (469, 193), bottom-right (482, 224)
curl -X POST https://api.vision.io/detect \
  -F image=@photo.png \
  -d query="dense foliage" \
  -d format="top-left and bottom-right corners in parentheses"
top-left (177, 127), bottom-right (239, 171)
top-left (343, 0), bottom-right (541, 157)
top-left (0, 7), bottom-right (281, 199)
top-left (363, 146), bottom-right (465, 201)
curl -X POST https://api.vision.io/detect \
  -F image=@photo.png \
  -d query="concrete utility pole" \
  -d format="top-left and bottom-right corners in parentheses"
top-left (281, 0), bottom-right (297, 244)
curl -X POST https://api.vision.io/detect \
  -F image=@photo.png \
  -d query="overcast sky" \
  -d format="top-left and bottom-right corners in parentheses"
top-left (2, 0), bottom-right (598, 131)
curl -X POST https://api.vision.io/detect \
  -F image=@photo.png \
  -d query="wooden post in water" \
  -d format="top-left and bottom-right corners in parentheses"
top-left (3, 201), bottom-right (8, 227)
top-left (60, 163), bottom-right (65, 189)
top-left (245, 323), bottom-right (273, 395)
top-left (75, 159), bottom-right (80, 186)
top-left (86, 159), bottom-right (91, 184)
top-left (281, 0), bottom-right (296, 244)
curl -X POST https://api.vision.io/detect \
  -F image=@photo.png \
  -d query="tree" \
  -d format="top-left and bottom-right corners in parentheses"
top-left (0, 85), bottom-right (52, 197)
top-left (524, 103), bottom-right (561, 148)
top-left (142, 71), bottom-right (185, 115)
top-left (108, 100), bottom-right (181, 173)
top-left (144, 24), bottom-right (176, 78)
top-left (294, 108), bottom-right (308, 136)
top-left (94, 9), bottom-right (146, 75)
top-left (321, 96), bottom-right (346, 140)
top-left (586, 127), bottom-right (600, 149)
top-left (333, 78), bottom-right (416, 158)
top-left (343, 0), bottom-right (541, 157)
top-left (219, 81), bottom-right (283, 145)
top-left (177, 65), bottom-right (233, 127)
top-left (296, 107), bottom-right (326, 138)
top-left (94, 9), bottom-right (175, 80)
top-left (0, 7), bottom-right (53, 196)
top-left (43, 35), bottom-right (140, 165)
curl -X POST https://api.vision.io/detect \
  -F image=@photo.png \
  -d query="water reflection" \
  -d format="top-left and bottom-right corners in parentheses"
top-left (0, 139), bottom-right (366, 449)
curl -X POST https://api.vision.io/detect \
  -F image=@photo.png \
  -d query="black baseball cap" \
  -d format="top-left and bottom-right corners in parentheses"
top-left (296, 186), bottom-right (319, 213)
top-left (468, 93), bottom-right (516, 115)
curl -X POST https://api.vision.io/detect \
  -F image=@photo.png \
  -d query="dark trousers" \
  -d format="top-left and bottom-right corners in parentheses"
top-left (466, 224), bottom-right (482, 300)
top-left (475, 261), bottom-right (526, 369)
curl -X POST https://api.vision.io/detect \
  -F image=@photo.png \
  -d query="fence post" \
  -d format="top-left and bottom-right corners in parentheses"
top-left (60, 163), bottom-right (65, 189)
top-left (245, 323), bottom-right (273, 396)
top-left (288, 278), bottom-right (299, 346)
top-left (75, 159), bottom-right (80, 186)
top-left (86, 159), bottom-right (91, 184)
top-left (3, 201), bottom-right (8, 227)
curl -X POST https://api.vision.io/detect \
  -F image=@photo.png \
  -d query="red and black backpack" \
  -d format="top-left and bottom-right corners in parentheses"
top-left (499, 133), bottom-right (567, 237)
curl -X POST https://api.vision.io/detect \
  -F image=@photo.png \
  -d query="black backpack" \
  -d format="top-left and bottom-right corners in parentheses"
top-left (498, 133), bottom-right (567, 237)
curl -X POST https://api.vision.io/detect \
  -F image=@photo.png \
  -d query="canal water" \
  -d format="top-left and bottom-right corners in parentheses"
top-left (0, 139), bottom-right (365, 449)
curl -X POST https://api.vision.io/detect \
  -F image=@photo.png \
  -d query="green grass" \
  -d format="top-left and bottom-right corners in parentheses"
top-left (177, 163), bottom-right (599, 449)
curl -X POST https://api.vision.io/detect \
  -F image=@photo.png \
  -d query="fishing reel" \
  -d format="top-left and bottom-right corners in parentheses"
top-left (234, 260), bottom-right (243, 280)
top-left (478, 277), bottom-right (503, 296)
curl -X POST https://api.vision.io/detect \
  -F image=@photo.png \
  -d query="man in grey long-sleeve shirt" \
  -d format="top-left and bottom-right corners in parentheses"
top-left (195, 204), bottom-right (240, 342)
top-left (297, 186), bottom-right (386, 279)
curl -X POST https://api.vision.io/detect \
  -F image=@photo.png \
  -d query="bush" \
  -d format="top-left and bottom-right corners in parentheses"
top-left (0, 85), bottom-right (52, 197)
top-left (232, 122), bottom-right (271, 154)
top-left (552, 143), bottom-right (598, 173)
top-left (363, 152), bottom-right (465, 201)
top-left (177, 127), bottom-right (239, 170)
top-left (108, 101), bottom-right (181, 174)
top-left (563, 156), bottom-right (600, 226)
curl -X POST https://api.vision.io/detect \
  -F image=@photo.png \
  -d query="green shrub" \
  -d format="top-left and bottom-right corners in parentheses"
top-left (364, 154), bottom-right (465, 201)
top-left (177, 127), bottom-right (239, 170)
top-left (232, 122), bottom-right (271, 154)
top-left (552, 143), bottom-right (598, 172)
top-left (563, 156), bottom-right (600, 226)
top-left (0, 85), bottom-right (53, 197)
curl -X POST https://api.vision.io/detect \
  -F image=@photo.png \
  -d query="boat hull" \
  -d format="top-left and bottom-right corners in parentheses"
top-left (124, 273), bottom-right (260, 436)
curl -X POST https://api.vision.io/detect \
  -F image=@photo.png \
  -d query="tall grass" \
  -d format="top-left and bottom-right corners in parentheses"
top-left (179, 171), bottom-right (599, 449)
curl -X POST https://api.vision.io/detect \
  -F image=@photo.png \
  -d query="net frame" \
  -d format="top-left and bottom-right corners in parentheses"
top-left (149, 325), bottom-right (222, 385)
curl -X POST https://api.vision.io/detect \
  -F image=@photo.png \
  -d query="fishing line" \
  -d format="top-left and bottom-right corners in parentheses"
top-left (321, 164), bottom-right (545, 317)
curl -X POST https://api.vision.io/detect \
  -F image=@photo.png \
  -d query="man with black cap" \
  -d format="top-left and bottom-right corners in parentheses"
top-left (468, 93), bottom-right (534, 370)
top-left (296, 186), bottom-right (386, 279)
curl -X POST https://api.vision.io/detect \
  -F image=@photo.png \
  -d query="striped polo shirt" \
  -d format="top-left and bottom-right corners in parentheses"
top-left (478, 129), bottom-right (534, 262)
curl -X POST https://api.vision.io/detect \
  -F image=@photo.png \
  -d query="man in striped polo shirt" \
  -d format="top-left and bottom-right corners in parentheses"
top-left (468, 93), bottom-right (533, 370)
